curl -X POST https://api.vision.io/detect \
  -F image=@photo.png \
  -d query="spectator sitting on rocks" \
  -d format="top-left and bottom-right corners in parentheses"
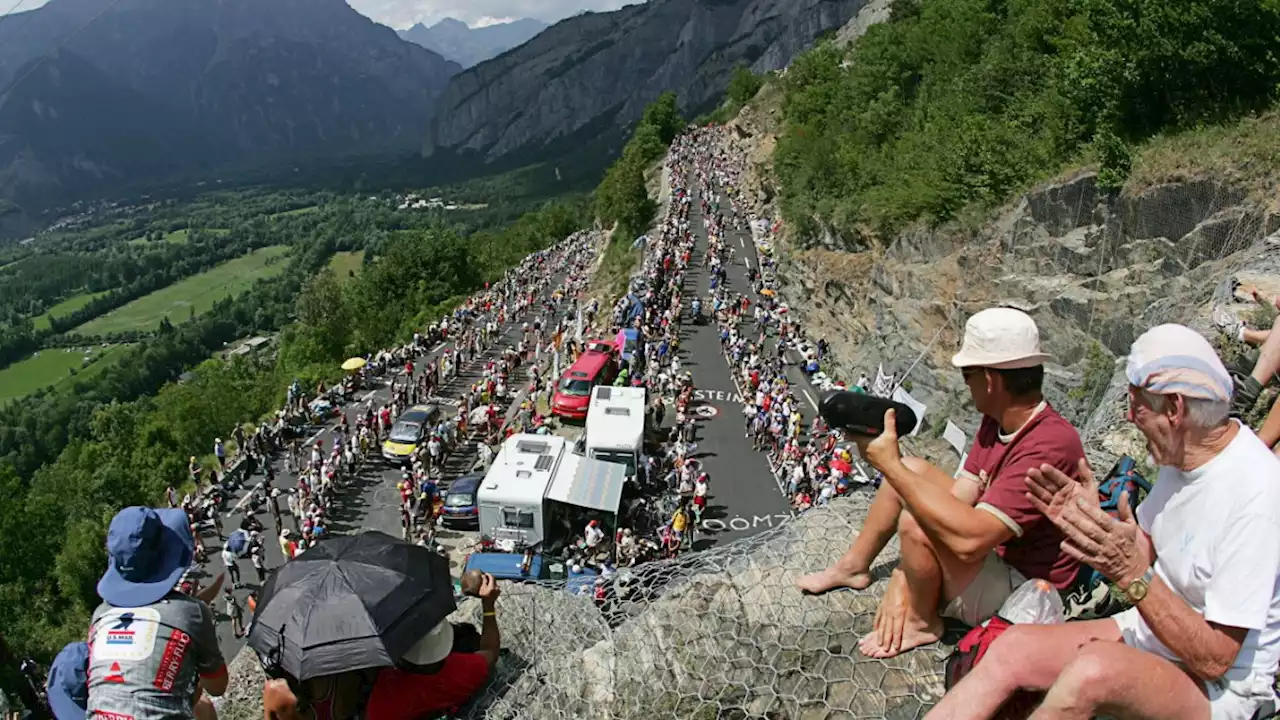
top-left (264, 572), bottom-right (503, 720)
top-left (1214, 291), bottom-right (1280, 450)
top-left (928, 324), bottom-right (1280, 720)
top-left (797, 308), bottom-right (1086, 659)
top-left (87, 507), bottom-right (228, 720)
top-left (46, 642), bottom-right (89, 720)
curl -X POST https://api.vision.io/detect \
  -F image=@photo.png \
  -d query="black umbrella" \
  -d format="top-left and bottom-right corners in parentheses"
top-left (247, 531), bottom-right (456, 680)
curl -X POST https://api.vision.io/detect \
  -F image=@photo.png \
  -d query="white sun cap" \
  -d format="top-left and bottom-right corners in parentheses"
top-left (951, 308), bottom-right (1051, 370)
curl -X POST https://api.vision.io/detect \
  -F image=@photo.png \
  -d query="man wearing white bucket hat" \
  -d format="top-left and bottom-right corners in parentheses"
top-left (798, 307), bottom-right (1086, 658)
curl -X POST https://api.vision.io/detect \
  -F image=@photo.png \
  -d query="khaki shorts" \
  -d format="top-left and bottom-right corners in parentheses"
top-left (941, 552), bottom-right (1026, 626)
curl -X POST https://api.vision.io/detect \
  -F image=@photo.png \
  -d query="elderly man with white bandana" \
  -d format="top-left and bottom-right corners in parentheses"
top-left (928, 324), bottom-right (1280, 720)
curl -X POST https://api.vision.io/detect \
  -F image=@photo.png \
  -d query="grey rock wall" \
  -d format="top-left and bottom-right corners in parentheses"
top-left (426, 0), bottom-right (870, 160)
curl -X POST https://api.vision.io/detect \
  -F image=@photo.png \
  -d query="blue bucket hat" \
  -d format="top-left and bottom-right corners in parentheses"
top-left (97, 507), bottom-right (194, 607)
top-left (45, 641), bottom-right (89, 720)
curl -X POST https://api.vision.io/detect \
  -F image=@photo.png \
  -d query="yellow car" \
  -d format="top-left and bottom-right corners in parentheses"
top-left (381, 404), bottom-right (442, 464)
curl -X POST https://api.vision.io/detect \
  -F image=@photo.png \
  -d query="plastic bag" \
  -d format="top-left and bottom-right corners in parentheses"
top-left (998, 578), bottom-right (1065, 625)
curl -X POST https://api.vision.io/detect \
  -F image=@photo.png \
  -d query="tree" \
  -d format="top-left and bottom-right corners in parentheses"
top-left (295, 269), bottom-right (353, 361)
top-left (640, 91), bottom-right (684, 145)
top-left (728, 65), bottom-right (764, 107)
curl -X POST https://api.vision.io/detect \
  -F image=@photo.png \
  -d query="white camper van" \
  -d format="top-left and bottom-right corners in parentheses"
top-left (584, 385), bottom-right (646, 480)
top-left (475, 434), bottom-right (569, 550)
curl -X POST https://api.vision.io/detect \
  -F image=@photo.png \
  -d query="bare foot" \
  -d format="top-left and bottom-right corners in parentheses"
top-left (796, 566), bottom-right (873, 594)
top-left (857, 616), bottom-right (943, 659)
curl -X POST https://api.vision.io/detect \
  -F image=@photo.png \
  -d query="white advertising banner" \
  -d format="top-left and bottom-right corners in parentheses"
top-left (943, 420), bottom-right (968, 457)
top-left (891, 387), bottom-right (927, 436)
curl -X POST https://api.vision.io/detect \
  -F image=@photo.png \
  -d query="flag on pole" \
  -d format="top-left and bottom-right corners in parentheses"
top-left (890, 387), bottom-right (927, 436)
top-left (872, 364), bottom-right (895, 398)
top-left (943, 421), bottom-right (968, 457)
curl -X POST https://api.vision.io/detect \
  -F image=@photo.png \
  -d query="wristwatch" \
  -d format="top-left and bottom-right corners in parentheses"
top-left (1124, 566), bottom-right (1156, 604)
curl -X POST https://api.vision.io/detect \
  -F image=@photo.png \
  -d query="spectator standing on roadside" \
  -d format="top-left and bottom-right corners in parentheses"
top-left (221, 544), bottom-right (240, 589)
top-left (224, 587), bottom-right (245, 639)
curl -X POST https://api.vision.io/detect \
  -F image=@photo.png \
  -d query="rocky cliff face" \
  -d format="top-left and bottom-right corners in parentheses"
top-left (0, 0), bottom-right (460, 210)
top-left (426, 0), bottom-right (870, 161)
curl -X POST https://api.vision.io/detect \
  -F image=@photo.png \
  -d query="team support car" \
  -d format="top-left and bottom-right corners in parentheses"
top-left (381, 404), bottom-right (443, 464)
top-left (551, 342), bottom-right (617, 420)
top-left (440, 473), bottom-right (482, 528)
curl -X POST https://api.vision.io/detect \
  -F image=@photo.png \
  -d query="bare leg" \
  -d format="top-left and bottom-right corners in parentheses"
top-left (1034, 639), bottom-right (1210, 720)
top-left (1244, 328), bottom-right (1270, 347)
top-left (1259, 400), bottom-right (1280, 448)
top-left (194, 695), bottom-right (218, 720)
top-left (1253, 324), bottom-right (1280, 386)
top-left (796, 457), bottom-right (959, 593)
top-left (926, 621), bottom-right (1122, 720)
top-left (858, 508), bottom-right (972, 658)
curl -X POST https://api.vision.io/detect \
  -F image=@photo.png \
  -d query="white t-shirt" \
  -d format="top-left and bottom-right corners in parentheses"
top-left (1116, 424), bottom-right (1280, 682)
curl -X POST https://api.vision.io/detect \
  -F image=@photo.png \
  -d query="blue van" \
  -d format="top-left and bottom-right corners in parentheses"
top-left (620, 328), bottom-right (644, 366)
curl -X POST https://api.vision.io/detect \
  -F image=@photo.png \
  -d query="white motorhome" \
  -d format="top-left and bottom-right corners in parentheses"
top-left (585, 386), bottom-right (646, 480)
top-left (475, 432), bottom-right (631, 559)
top-left (476, 434), bottom-right (569, 550)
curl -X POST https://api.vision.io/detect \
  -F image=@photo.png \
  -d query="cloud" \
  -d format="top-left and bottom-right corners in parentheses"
top-left (2, 0), bottom-right (51, 15)
top-left (346, 0), bottom-right (642, 30)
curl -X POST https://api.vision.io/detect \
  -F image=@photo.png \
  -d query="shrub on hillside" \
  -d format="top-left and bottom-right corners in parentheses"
top-left (776, 0), bottom-right (1280, 240)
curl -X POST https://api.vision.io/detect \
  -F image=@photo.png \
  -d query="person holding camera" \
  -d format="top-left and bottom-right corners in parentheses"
top-left (797, 308), bottom-right (1086, 658)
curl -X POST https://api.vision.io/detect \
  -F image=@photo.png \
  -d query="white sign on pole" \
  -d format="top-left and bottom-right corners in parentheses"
top-left (891, 387), bottom-right (927, 436)
top-left (575, 305), bottom-right (584, 341)
top-left (872, 363), bottom-right (895, 398)
top-left (943, 420), bottom-right (968, 457)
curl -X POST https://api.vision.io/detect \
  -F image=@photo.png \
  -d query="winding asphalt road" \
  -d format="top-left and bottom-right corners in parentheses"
top-left (199, 161), bottom-right (819, 661)
top-left (678, 171), bottom-right (794, 546)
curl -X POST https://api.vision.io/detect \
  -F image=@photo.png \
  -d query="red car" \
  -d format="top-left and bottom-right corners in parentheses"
top-left (552, 343), bottom-right (617, 420)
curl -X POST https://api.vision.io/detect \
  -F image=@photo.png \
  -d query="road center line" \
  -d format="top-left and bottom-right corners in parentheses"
top-left (802, 389), bottom-right (818, 411)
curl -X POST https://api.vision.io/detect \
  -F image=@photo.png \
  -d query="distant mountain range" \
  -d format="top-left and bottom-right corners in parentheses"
top-left (0, 0), bottom-right (460, 211)
top-left (427, 0), bottom-right (871, 163)
top-left (398, 18), bottom-right (548, 69)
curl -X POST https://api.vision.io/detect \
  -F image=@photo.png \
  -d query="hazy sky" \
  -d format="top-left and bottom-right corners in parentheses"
top-left (2, 0), bottom-right (645, 31)
top-left (347, 0), bottom-right (642, 30)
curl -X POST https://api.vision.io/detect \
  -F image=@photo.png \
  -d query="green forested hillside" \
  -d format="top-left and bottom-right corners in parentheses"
top-left (776, 0), bottom-right (1280, 240)
top-left (0, 195), bottom-right (588, 660)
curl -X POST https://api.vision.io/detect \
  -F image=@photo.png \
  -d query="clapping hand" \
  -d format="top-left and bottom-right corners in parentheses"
top-left (1026, 459), bottom-right (1099, 525)
top-left (1027, 459), bottom-right (1149, 584)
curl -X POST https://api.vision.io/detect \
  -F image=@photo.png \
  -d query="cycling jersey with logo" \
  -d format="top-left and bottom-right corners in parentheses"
top-left (87, 593), bottom-right (226, 720)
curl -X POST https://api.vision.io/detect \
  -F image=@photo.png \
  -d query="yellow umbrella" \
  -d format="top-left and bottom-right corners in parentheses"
top-left (341, 357), bottom-right (367, 371)
top-left (760, 289), bottom-right (776, 297)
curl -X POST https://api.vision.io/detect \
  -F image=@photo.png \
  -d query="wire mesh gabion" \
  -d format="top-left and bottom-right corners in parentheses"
top-left (450, 492), bottom-right (946, 720)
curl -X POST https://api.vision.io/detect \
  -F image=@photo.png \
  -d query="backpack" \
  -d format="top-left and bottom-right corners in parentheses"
top-left (1087, 456), bottom-right (1152, 586)
top-left (1062, 456), bottom-right (1153, 620)
top-left (1096, 455), bottom-right (1151, 520)
top-left (944, 616), bottom-right (1043, 719)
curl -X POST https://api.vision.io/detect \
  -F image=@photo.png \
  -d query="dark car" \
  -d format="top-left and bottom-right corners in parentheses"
top-left (441, 473), bottom-right (482, 528)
